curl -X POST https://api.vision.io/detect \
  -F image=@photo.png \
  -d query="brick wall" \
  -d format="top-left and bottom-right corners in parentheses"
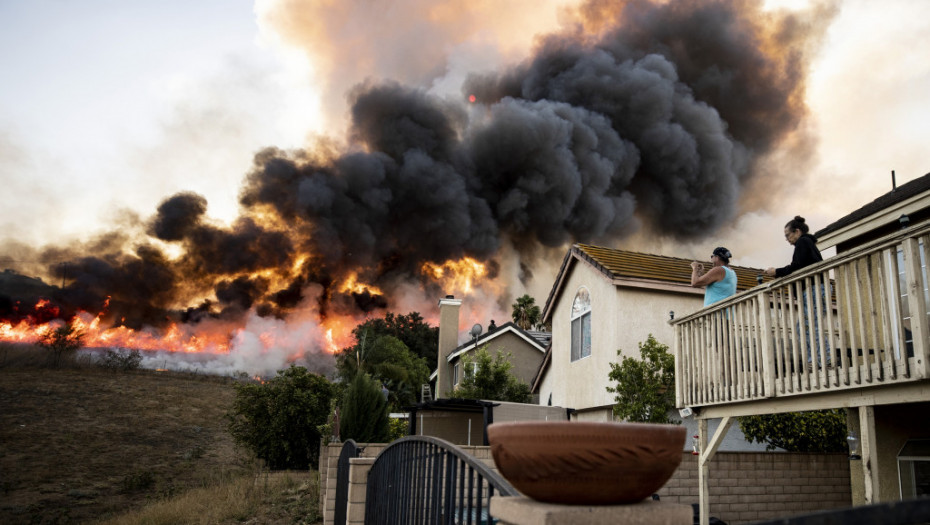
top-left (320, 444), bottom-right (851, 525)
top-left (657, 452), bottom-right (851, 524)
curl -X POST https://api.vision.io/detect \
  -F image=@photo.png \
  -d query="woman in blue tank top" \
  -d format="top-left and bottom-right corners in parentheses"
top-left (690, 247), bottom-right (737, 306)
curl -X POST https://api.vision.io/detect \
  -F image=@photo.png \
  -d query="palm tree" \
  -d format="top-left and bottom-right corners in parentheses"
top-left (511, 294), bottom-right (541, 330)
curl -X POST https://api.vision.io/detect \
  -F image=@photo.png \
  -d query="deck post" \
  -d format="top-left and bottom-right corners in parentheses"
top-left (859, 405), bottom-right (879, 503)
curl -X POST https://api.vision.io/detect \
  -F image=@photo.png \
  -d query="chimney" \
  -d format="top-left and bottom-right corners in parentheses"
top-left (436, 295), bottom-right (461, 399)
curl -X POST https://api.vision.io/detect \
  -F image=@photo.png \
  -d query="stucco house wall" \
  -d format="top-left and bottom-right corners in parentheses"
top-left (541, 260), bottom-right (704, 414)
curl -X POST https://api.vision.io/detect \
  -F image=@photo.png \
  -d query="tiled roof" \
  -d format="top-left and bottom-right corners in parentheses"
top-left (816, 172), bottom-right (930, 238)
top-left (542, 243), bottom-right (771, 323)
top-left (542, 244), bottom-right (773, 321)
top-left (575, 243), bottom-right (768, 291)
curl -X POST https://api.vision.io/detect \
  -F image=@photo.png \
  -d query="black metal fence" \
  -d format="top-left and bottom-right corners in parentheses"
top-left (334, 440), bottom-right (361, 525)
top-left (363, 435), bottom-right (518, 525)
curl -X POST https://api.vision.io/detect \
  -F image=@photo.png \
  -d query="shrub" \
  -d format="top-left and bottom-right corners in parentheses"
top-left (99, 349), bottom-right (143, 371)
top-left (738, 409), bottom-right (848, 452)
top-left (450, 346), bottom-right (532, 403)
top-left (226, 366), bottom-right (335, 470)
top-left (388, 416), bottom-right (408, 441)
top-left (606, 334), bottom-right (677, 424)
top-left (340, 373), bottom-right (391, 443)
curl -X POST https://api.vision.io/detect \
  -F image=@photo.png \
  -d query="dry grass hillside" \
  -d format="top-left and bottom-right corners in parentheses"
top-left (0, 344), bottom-right (322, 524)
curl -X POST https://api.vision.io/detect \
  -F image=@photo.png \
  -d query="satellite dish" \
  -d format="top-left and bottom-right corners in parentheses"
top-left (469, 323), bottom-right (482, 339)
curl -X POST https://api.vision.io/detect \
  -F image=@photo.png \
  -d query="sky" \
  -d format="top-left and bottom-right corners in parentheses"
top-left (1, 0), bottom-right (929, 303)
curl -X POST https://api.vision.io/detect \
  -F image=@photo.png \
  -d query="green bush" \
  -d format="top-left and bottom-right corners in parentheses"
top-left (226, 366), bottom-right (335, 470)
top-left (340, 373), bottom-right (391, 443)
top-left (449, 346), bottom-right (532, 403)
top-left (388, 416), bottom-right (408, 441)
top-left (738, 409), bottom-right (848, 452)
top-left (606, 334), bottom-right (677, 424)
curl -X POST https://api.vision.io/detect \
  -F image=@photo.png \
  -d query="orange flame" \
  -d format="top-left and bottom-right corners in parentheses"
top-left (0, 300), bottom-right (230, 354)
top-left (339, 272), bottom-right (383, 296)
top-left (320, 314), bottom-right (359, 354)
top-left (421, 257), bottom-right (488, 294)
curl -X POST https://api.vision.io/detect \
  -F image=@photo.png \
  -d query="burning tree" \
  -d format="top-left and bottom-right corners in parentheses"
top-left (38, 321), bottom-right (85, 368)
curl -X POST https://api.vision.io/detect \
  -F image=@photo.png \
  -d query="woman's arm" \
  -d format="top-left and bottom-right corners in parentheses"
top-left (775, 236), bottom-right (821, 277)
top-left (691, 264), bottom-right (724, 287)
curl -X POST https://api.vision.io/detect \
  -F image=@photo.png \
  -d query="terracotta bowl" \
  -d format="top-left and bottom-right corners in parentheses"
top-left (487, 421), bottom-right (686, 505)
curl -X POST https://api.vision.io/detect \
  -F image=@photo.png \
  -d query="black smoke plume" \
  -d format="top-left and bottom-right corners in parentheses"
top-left (1, 0), bottom-right (828, 352)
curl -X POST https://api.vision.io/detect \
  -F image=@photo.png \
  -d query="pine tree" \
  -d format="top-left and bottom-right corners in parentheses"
top-left (340, 373), bottom-right (391, 443)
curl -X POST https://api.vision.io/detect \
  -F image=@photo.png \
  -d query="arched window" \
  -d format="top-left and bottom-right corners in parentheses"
top-left (570, 287), bottom-right (592, 361)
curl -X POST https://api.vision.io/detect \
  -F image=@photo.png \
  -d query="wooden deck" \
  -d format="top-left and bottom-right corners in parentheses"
top-left (672, 222), bottom-right (930, 416)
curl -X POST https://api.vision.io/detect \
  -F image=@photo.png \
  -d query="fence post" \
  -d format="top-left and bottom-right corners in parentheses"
top-left (346, 457), bottom-right (376, 525)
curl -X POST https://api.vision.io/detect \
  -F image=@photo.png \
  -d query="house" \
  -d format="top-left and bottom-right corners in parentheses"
top-left (408, 295), bottom-right (565, 446)
top-left (532, 244), bottom-right (775, 451)
top-left (671, 172), bottom-right (930, 523)
top-left (430, 295), bottom-right (548, 399)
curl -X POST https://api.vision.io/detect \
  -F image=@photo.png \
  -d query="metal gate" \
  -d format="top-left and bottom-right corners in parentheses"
top-left (364, 435), bottom-right (518, 525)
top-left (334, 440), bottom-right (361, 525)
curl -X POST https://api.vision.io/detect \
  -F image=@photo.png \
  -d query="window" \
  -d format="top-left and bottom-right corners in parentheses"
top-left (453, 362), bottom-right (460, 386)
top-left (570, 287), bottom-right (592, 361)
top-left (898, 439), bottom-right (930, 498)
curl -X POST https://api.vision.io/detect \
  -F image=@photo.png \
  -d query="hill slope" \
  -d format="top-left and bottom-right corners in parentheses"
top-left (0, 365), bottom-right (252, 523)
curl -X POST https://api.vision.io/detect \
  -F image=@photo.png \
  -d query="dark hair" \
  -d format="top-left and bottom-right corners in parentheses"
top-left (712, 246), bottom-right (732, 263)
top-left (785, 216), bottom-right (809, 234)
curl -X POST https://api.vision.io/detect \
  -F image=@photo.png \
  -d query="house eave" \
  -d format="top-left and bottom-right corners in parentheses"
top-left (817, 193), bottom-right (930, 250)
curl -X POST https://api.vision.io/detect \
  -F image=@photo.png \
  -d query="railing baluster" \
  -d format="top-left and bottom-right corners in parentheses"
top-left (904, 236), bottom-right (930, 378)
top-left (876, 249), bottom-right (896, 380)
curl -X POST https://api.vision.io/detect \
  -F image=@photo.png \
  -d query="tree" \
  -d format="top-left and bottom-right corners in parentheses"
top-left (336, 331), bottom-right (430, 411)
top-left (340, 373), bottom-right (391, 443)
top-left (226, 365), bottom-right (335, 470)
top-left (738, 410), bottom-right (848, 452)
top-left (511, 294), bottom-right (541, 330)
top-left (344, 312), bottom-right (439, 365)
top-left (450, 346), bottom-right (533, 403)
top-left (39, 321), bottom-right (85, 368)
top-left (606, 334), bottom-right (677, 424)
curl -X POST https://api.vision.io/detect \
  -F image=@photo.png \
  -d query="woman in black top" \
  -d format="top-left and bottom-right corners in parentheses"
top-left (763, 216), bottom-right (823, 278)
top-left (764, 216), bottom-right (830, 369)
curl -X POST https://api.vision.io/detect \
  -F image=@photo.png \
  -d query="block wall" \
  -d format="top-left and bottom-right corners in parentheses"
top-left (657, 452), bottom-right (851, 524)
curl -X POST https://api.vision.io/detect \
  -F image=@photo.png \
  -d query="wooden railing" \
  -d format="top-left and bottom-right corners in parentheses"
top-left (672, 222), bottom-right (930, 409)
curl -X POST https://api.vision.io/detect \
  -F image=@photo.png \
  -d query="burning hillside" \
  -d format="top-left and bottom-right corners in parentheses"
top-left (0, 0), bottom-right (832, 376)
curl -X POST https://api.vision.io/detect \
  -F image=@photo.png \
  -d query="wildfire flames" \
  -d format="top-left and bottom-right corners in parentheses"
top-left (0, 256), bottom-right (501, 375)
